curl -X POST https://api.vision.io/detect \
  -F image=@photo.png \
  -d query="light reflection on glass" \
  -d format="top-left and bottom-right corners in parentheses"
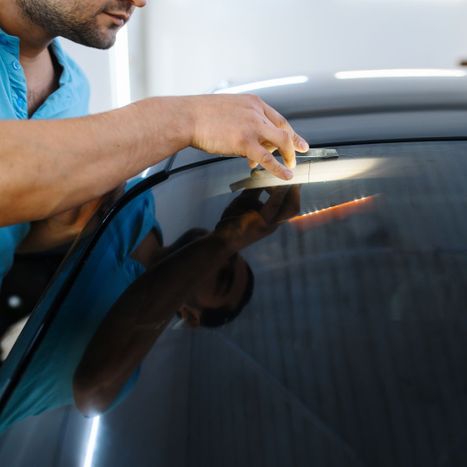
top-left (216, 76), bottom-right (309, 94)
top-left (230, 158), bottom-right (380, 192)
top-left (83, 416), bottom-right (100, 467)
top-left (289, 195), bottom-right (377, 228)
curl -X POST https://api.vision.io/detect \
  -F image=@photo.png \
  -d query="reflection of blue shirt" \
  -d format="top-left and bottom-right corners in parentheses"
top-left (0, 184), bottom-right (159, 432)
top-left (0, 26), bottom-right (90, 285)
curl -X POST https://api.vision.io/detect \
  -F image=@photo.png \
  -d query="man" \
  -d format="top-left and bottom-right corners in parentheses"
top-left (0, 0), bottom-right (309, 284)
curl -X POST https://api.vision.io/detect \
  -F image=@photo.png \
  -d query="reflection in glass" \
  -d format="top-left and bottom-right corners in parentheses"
top-left (0, 182), bottom-right (300, 429)
top-left (73, 186), bottom-right (300, 416)
top-left (2, 142), bottom-right (467, 467)
top-left (0, 184), bottom-right (156, 431)
top-left (0, 186), bottom-right (128, 363)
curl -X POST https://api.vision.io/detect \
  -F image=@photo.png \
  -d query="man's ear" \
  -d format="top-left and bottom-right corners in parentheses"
top-left (179, 304), bottom-right (202, 328)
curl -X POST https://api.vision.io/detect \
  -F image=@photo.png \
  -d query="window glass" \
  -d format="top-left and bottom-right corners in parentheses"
top-left (0, 187), bottom-right (130, 364)
top-left (2, 141), bottom-right (467, 466)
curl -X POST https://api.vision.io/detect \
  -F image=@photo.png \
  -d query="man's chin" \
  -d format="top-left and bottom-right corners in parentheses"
top-left (85, 32), bottom-right (117, 50)
top-left (93, 37), bottom-right (117, 50)
top-left (66, 28), bottom-right (118, 50)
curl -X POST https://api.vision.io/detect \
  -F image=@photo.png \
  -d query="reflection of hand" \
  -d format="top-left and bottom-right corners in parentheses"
top-left (214, 186), bottom-right (301, 252)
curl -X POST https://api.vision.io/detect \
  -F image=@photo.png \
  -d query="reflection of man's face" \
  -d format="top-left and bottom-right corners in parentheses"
top-left (180, 254), bottom-right (250, 327)
top-left (17, 0), bottom-right (145, 48)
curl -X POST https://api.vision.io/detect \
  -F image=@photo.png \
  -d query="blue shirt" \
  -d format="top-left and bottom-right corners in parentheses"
top-left (0, 26), bottom-right (90, 285)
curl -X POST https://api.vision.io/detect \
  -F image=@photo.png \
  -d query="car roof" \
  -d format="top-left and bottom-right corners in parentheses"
top-left (169, 70), bottom-right (467, 172)
top-left (218, 69), bottom-right (467, 118)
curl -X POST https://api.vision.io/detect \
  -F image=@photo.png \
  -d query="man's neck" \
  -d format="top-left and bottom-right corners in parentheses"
top-left (0, 2), bottom-right (53, 59)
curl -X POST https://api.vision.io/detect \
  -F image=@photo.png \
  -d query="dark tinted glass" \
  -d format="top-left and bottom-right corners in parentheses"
top-left (0, 190), bottom-right (122, 364)
top-left (2, 141), bottom-right (467, 467)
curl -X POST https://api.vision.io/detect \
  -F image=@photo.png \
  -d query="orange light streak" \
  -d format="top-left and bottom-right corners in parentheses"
top-left (288, 195), bottom-right (377, 227)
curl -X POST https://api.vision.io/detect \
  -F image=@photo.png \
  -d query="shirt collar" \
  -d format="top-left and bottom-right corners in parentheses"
top-left (0, 26), bottom-right (70, 86)
top-left (50, 39), bottom-right (71, 86)
top-left (0, 26), bottom-right (21, 56)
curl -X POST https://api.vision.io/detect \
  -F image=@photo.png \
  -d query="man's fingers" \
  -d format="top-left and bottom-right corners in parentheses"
top-left (262, 103), bottom-right (292, 131)
top-left (260, 124), bottom-right (296, 169)
top-left (248, 159), bottom-right (258, 169)
top-left (263, 103), bottom-right (309, 154)
top-left (248, 144), bottom-right (293, 181)
top-left (292, 133), bottom-right (309, 153)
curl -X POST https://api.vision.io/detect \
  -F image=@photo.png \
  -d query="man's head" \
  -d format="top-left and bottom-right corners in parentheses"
top-left (179, 253), bottom-right (255, 329)
top-left (16, 0), bottom-right (146, 49)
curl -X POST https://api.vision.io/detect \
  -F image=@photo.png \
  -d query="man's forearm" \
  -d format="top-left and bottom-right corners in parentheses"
top-left (0, 93), bottom-right (308, 226)
top-left (0, 96), bottom-right (192, 226)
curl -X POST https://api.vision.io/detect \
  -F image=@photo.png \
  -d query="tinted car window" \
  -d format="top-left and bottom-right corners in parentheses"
top-left (0, 191), bottom-right (123, 363)
top-left (1, 141), bottom-right (467, 467)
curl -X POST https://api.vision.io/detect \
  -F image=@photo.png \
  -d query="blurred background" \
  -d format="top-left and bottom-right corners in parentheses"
top-left (62, 0), bottom-right (467, 114)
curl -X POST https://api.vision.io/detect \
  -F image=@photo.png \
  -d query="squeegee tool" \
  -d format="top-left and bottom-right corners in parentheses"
top-left (295, 148), bottom-right (339, 161)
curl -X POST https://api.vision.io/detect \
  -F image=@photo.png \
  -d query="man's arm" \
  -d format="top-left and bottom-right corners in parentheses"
top-left (0, 94), bottom-right (308, 226)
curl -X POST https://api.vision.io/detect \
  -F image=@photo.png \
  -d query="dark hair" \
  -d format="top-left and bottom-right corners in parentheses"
top-left (199, 262), bottom-right (255, 328)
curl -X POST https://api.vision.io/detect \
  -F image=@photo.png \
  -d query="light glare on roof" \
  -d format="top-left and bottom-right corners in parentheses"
top-left (216, 76), bottom-right (309, 94)
top-left (335, 69), bottom-right (467, 80)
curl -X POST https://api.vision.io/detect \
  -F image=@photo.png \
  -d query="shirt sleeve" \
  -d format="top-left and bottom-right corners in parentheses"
top-left (0, 223), bottom-right (30, 288)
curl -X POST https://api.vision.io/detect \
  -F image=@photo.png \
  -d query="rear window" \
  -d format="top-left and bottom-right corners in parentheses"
top-left (1, 141), bottom-right (467, 467)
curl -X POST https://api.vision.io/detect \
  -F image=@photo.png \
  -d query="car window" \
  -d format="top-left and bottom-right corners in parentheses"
top-left (0, 186), bottom-right (131, 364)
top-left (0, 249), bottom-right (65, 360)
top-left (1, 141), bottom-right (467, 466)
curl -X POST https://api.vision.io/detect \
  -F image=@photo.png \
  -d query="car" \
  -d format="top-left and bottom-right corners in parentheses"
top-left (1, 69), bottom-right (467, 467)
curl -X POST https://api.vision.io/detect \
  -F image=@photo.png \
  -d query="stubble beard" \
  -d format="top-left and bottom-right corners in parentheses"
top-left (16, 0), bottom-right (119, 49)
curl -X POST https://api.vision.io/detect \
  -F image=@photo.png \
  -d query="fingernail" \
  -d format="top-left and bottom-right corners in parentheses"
top-left (284, 168), bottom-right (294, 180)
top-left (299, 138), bottom-right (309, 151)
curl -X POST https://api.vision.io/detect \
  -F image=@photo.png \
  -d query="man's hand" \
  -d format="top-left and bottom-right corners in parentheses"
top-left (187, 94), bottom-right (309, 180)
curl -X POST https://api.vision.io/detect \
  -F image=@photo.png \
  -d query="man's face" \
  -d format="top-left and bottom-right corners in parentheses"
top-left (16, 0), bottom-right (145, 49)
top-left (179, 254), bottom-right (250, 328)
top-left (194, 254), bottom-right (249, 310)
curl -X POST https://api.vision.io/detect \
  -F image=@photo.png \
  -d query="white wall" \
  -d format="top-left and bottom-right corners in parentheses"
top-left (143, 0), bottom-right (467, 96)
top-left (60, 39), bottom-right (113, 114)
top-left (57, 1), bottom-right (467, 103)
